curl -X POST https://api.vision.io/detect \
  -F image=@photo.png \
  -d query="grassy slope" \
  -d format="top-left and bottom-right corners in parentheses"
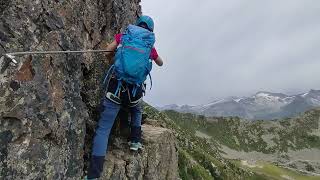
top-left (164, 109), bottom-right (320, 154)
top-left (234, 160), bottom-right (320, 180)
top-left (144, 105), bottom-right (267, 180)
top-left (157, 108), bottom-right (320, 179)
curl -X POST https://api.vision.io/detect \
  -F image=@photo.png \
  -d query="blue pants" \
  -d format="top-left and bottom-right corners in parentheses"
top-left (88, 98), bottom-right (142, 178)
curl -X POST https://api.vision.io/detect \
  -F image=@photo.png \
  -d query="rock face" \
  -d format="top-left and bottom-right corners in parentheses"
top-left (101, 125), bottom-right (178, 180)
top-left (0, 0), bottom-right (178, 179)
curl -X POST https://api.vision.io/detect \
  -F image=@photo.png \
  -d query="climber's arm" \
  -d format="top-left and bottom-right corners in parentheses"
top-left (106, 40), bottom-right (118, 55)
top-left (104, 40), bottom-right (118, 63)
top-left (154, 56), bottom-right (163, 66)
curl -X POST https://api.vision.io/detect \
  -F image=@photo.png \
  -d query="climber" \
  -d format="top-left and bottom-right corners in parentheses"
top-left (85, 15), bottom-right (163, 179)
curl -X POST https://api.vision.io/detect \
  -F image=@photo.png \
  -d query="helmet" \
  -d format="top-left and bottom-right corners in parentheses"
top-left (136, 15), bottom-right (154, 32)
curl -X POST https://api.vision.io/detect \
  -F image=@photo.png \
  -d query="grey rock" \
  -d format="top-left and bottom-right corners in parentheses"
top-left (101, 125), bottom-right (178, 180)
top-left (0, 0), bottom-right (178, 180)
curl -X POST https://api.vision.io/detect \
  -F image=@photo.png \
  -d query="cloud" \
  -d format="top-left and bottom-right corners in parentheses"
top-left (141, 0), bottom-right (320, 106)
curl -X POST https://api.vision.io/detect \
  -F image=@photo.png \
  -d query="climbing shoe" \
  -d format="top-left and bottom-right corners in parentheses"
top-left (129, 142), bottom-right (143, 151)
top-left (84, 175), bottom-right (98, 180)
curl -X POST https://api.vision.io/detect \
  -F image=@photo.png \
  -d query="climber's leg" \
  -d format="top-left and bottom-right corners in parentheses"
top-left (87, 98), bottom-right (121, 178)
top-left (129, 102), bottom-right (143, 151)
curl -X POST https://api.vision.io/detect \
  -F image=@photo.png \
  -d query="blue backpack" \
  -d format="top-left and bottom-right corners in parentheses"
top-left (105, 25), bottom-right (155, 97)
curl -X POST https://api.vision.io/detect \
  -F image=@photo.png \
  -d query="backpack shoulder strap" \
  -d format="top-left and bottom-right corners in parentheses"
top-left (103, 64), bottom-right (115, 85)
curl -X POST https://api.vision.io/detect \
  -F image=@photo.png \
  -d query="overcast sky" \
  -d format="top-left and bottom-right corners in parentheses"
top-left (140, 0), bottom-right (320, 107)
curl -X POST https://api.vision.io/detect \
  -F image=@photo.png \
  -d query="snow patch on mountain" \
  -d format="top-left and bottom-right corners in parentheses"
top-left (234, 98), bottom-right (244, 103)
top-left (159, 90), bottom-right (320, 120)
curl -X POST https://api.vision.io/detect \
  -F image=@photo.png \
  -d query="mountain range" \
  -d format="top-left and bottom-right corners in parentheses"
top-left (158, 89), bottom-right (320, 120)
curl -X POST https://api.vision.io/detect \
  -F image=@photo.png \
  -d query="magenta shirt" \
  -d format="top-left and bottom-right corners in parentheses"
top-left (115, 34), bottom-right (159, 60)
